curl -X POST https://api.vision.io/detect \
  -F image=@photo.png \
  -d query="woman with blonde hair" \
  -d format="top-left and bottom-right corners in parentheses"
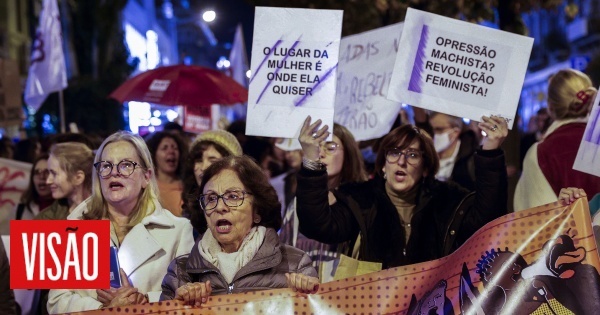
top-left (515, 69), bottom-right (600, 211)
top-left (47, 131), bottom-right (194, 313)
top-left (35, 142), bottom-right (94, 220)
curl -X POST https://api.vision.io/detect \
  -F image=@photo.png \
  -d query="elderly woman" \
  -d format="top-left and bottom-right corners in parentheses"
top-left (296, 115), bottom-right (509, 269)
top-left (47, 131), bottom-right (194, 313)
top-left (161, 155), bottom-right (318, 306)
top-left (182, 129), bottom-right (243, 236)
top-left (515, 69), bottom-right (600, 211)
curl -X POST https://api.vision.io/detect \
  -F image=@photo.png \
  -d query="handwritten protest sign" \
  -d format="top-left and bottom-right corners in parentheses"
top-left (0, 158), bottom-right (30, 235)
top-left (246, 7), bottom-right (342, 138)
top-left (574, 86), bottom-right (600, 176)
top-left (70, 198), bottom-right (600, 314)
top-left (388, 8), bottom-right (533, 129)
top-left (334, 23), bottom-right (404, 141)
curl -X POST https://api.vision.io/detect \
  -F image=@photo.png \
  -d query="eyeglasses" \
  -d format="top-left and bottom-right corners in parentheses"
top-left (320, 141), bottom-right (341, 155)
top-left (94, 160), bottom-right (143, 179)
top-left (385, 148), bottom-right (423, 165)
top-left (199, 190), bottom-right (252, 214)
top-left (33, 169), bottom-right (49, 179)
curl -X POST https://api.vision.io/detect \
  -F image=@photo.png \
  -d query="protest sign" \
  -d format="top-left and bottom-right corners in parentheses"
top-left (246, 7), bottom-right (342, 138)
top-left (71, 198), bottom-right (600, 315)
top-left (388, 8), bottom-right (533, 129)
top-left (0, 158), bottom-right (30, 235)
top-left (574, 86), bottom-right (600, 176)
top-left (334, 23), bottom-right (404, 141)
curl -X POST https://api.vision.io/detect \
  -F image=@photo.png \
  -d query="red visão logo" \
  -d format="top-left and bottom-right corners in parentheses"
top-left (10, 220), bottom-right (110, 289)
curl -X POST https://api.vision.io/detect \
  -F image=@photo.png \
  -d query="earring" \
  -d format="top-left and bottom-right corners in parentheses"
top-left (253, 218), bottom-right (260, 223)
top-left (383, 173), bottom-right (387, 179)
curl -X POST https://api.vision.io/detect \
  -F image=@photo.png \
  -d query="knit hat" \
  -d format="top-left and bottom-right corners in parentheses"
top-left (192, 129), bottom-right (243, 156)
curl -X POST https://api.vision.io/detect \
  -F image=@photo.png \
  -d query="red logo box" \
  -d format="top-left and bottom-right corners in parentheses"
top-left (10, 220), bottom-right (110, 289)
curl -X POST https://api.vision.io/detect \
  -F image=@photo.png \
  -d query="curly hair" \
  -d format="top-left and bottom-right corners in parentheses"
top-left (144, 131), bottom-right (188, 179)
top-left (197, 155), bottom-right (282, 231)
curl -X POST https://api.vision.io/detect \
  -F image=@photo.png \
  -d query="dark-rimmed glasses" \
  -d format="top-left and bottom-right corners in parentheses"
top-left (320, 141), bottom-right (341, 155)
top-left (385, 148), bottom-right (423, 165)
top-left (199, 190), bottom-right (252, 214)
top-left (94, 160), bottom-right (143, 179)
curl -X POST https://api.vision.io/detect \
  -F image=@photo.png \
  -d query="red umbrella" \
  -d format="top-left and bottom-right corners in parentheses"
top-left (109, 65), bottom-right (248, 107)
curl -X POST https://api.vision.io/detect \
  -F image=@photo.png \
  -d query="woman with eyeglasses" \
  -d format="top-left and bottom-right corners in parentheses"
top-left (15, 154), bottom-right (54, 220)
top-left (280, 123), bottom-right (367, 269)
top-left (160, 155), bottom-right (319, 307)
top-left (47, 131), bottom-right (194, 313)
top-left (295, 115), bottom-right (509, 269)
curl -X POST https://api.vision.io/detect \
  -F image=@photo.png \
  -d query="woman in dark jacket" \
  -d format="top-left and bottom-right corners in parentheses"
top-left (161, 156), bottom-right (318, 307)
top-left (296, 115), bottom-right (509, 269)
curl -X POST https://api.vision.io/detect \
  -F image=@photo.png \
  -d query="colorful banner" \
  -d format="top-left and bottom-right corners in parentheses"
top-left (68, 198), bottom-right (600, 314)
top-left (0, 158), bottom-right (31, 235)
top-left (334, 23), bottom-right (404, 141)
top-left (246, 7), bottom-right (342, 139)
top-left (387, 8), bottom-right (533, 129)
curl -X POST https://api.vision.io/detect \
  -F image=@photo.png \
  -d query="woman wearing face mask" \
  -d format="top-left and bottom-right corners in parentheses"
top-left (35, 142), bottom-right (94, 220)
top-left (146, 131), bottom-right (188, 216)
top-left (15, 154), bottom-right (54, 220)
top-left (280, 123), bottom-right (367, 267)
top-left (182, 130), bottom-right (243, 236)
top-left (295, 115), bottom-right (508, 269)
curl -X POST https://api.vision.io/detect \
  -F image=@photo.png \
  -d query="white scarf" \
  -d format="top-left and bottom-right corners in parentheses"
top-left (198, 226), bottom-right (267, 283)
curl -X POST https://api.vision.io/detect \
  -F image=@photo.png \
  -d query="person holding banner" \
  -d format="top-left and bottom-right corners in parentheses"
top-left (160, 156), bottom-right (319, 306)
top-left (515, 69), bottom-right (600, 211)
top-left (47, 131), bottom-right (194, 313)
top-left (296, 115), bottom-right (508, 269)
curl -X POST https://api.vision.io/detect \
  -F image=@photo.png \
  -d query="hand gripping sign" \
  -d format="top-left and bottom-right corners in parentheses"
top-left (10, 220), bottom-right (110, 289)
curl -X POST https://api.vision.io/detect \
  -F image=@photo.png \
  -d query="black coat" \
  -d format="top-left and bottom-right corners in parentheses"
top-left (296, 149), bottom-right (507, 269)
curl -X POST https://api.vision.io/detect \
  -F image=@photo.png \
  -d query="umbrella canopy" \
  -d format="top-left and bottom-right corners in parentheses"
top-left (109, 65), bottom-right (248, 107)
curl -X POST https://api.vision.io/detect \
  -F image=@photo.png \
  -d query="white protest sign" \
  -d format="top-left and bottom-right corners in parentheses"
top-left (573, 87), bottom-right (600, 177)
top-left (246, 7), bottom-right (342, 138)
top-left (387, 8), bottom-right (533, 129)
top-left (334, 23), bottom-right (404, 141)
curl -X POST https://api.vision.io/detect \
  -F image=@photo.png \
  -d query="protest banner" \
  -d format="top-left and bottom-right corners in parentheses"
top-left (0, 158), bottom-right (31, 235)
top-left (69, 198), bottom-right (600, 314)
top-left (334, 23), bottom-right (404, 141)
top-left (246, 7), bottom-right (342, 139)
top-left (388, 8), bottom-right (533, 129)
top-left (574, 85), bottom-right (600, 176)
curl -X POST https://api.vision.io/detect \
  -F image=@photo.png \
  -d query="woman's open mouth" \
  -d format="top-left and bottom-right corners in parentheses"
top-left (216, 219), bottom-right (233, 233)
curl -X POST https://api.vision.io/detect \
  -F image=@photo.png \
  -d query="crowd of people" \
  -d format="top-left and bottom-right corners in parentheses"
top-left (0, 68), bottom-right (598, 314)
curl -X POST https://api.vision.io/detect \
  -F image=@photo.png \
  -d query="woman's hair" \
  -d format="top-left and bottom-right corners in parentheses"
top-left (49, 142), bottom-right (94, 192)
top-left (182, 141), bottom-right (232, 234)
top-left (19, 154), bottom-right (50, 207)
top-left (333, 123), bottom-right (368, 184)
top-left (144, 131), bottom-right (188, 179)
top-left (13, 138), bottom-right (40, 163)
top-left (84, 131), bottom-right (160, 228)
top-left (375, 124), bottom-right (439, 184)
top-left (198, 155), bottom-right (282, 231)
top-left (547, 69), bottom-right (597, 120)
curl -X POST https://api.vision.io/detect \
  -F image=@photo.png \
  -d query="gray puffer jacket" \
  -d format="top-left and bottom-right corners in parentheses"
top-left (160, 228), bottom-right (317, 300)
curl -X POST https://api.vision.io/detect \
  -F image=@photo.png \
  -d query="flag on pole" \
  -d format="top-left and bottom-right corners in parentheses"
top-left (24, 0), bottom-right (68, 112)
top-left (228, 24), bottom-right (249, 87)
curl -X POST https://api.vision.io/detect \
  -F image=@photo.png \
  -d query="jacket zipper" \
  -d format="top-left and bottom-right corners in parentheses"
top-left (227, 283), bottom-right (234, 294)
top-left (442, 192), bottom-right (474, 251)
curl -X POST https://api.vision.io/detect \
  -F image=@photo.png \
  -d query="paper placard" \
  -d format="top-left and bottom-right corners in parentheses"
top-left (387, 8), bottom-right (534, 129)
top-left (334, 23), bottom-right (404, 141)
top-left (573, 87), bottom-right (600, 176)
top-left (246, 7), bottom-right (342, 138)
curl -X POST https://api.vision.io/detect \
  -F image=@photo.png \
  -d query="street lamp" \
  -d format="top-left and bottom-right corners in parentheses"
top-left (203, 10), bottom-right (216, 23)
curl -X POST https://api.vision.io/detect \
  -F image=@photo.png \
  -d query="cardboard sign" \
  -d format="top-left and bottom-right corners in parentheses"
top-left (69, 199), bottom-right (600, 315)
top-left (574, 86), bottom-right (600, 177)
top-left (334, 23), bottom-right (404, 141)
top-left (387, 8), bottom-right (533, 129)
top-left (0, 158), bottom-right (30, 235)
top-left (246, 7), bottom-right (342, 138)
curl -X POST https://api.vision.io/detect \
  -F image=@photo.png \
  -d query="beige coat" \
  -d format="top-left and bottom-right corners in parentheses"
top-left (47, 199), bottom-right (194, 314)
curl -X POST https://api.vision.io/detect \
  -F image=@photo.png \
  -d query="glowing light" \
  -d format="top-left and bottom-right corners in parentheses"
top-left (153, 110), bottom-right (162, 117)
top-left (146, 30), bottom-right (160, 70)
top-left (166, 109), bottom-right (178, 121)
top-left (150, 117), bottom-right (162, 126)
top-left (216, 56), bottom-right (230, 69)
top-left (246, 70), bottom-right (251, 78)
top-left (203, 10), bottom-right (216, 22)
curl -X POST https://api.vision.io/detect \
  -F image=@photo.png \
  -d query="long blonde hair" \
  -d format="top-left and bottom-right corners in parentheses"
top-left (83, 131), bottom-right (160, 228)
top-left (547, 69), bottom-right (597, 120)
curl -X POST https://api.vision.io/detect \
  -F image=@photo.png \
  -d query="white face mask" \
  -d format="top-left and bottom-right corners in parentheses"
top-left (433, 131), bottom-right (453, 153)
